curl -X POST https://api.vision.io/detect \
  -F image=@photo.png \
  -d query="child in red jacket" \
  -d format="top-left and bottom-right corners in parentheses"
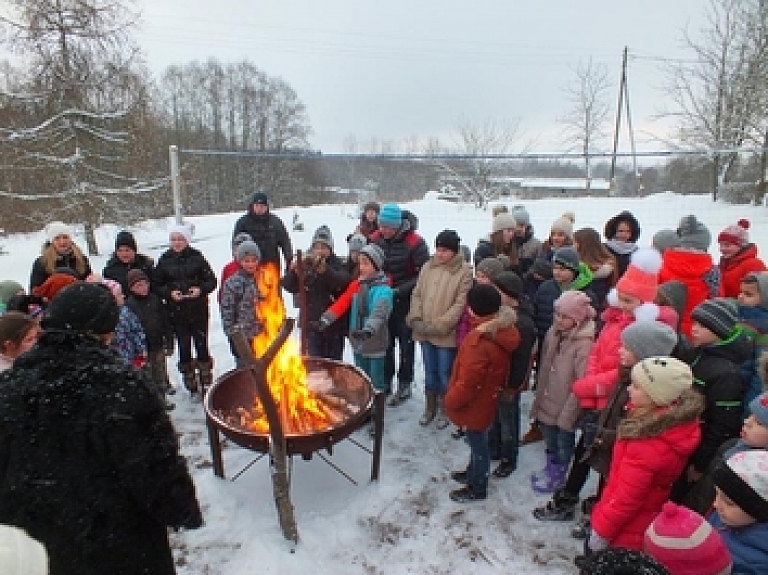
top-left (718, 219), bottom-right (766, 298)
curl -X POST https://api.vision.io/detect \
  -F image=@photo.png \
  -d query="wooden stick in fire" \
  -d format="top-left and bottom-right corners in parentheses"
top-left (295, 248), bottom-right (308, 356)
top-left (231, 324), bottom-right (300, 546)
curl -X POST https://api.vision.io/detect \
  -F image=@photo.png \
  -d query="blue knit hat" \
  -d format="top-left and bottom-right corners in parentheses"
top-left (378, 203), bottom-right (402, 228)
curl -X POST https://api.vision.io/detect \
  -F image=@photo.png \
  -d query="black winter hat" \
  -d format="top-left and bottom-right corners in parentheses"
top-left (604, 210), bottom-right (641, 243)
top-left (41, 282), bottom-right (119, 335)
top-left (691, 298), bottom-right (739, 339)
top-left (575, 548), bottom-right (670, 575)
top-left (250, 190), bottom-right (269, 207)
top-left (115, 230), bottom-right (137, 252)
top-left (435, 229), bottom-right (461, 253)
top-left (493, 271), bottom-right (523, 300)
top-left (553, 247), bottom-right (580, 274)
top-left (467, 283), bottom-right (502, 317)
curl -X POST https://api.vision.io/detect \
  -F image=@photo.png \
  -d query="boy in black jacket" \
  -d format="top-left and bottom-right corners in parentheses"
top-left (125, 269), bottom-right (175, 409)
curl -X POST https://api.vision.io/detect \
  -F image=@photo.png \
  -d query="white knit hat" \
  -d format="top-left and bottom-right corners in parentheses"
top-left (0, 525), bottom-right (48, 575)
top-left (631, 356), bottom-right (693, 406)
top-left (169, 222), bottom-right (194, 244)
top-left (45, 221), bottom-right (73, 242)
top-left (492, 213), bottom-right (517, 233)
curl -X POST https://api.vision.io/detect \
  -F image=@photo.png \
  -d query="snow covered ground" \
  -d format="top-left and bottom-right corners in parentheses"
top-left (2, 192), bottom-right (767, 574)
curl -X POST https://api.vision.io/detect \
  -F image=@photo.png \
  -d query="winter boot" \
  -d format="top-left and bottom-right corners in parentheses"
top-left (178, 361), bottom-right (198, 394)
top-left (197, 359), bottom-right (214, 396)
top-left (521, 421), bottom-right (544, 445)
top-left (532, 488), bottom-right (579, 522)
top-left (419, 391), bottom-right (437, 426)
top-left (449, 486), bottom-right (487, 503)
top-left (530, 452), bottom-right (556, 485)
top-left (434, 395), bottom-right (450, 430)
top-left (532, 461), bottom-right (567, 494)
top-left (492, 459), bottom-right (516, 478)
top-left (388, 381), bottom-right (412, 407)
top-left (571, 495), bottom-right (598, 539)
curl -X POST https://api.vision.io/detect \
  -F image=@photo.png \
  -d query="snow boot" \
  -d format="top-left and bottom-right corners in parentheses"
top-left (492, 459), bottom-right (516, 478)
top-left (532, 488), bottom-right (579, 522)
top-left (530, 452), bottom-right (556, 485)
top-left (434, 395), bottom-right (450, 429)
top-left (419, 391), bottom-right (437, 426)
top-left (197, 359), bottom-right (214, 396)
top-left (450, 470), bottom-right (469, 485)
top-left (387, 381), bottom-right (412, 407)
top-left (178, 361), bottom-right (198, 394)
top-left (449, 486), bottom-right (487, 503)
top-left (532, 461), bottom-right (567, 494)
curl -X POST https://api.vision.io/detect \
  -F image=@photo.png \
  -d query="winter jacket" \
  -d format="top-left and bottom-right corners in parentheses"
top-left (111, 305), bottom-right (147, 367)
top-left (282, 253), bottom-right (351, 337)
top-left (658, 248), bottom-right (723, 337)
top-left (532, 264), bottom-right (595, 345)
top-left (591, 389), bottom-right (704, 551)
top-left (677, 333), bottom-right (751, 473)
top-left (604, 240), bottom-right (638, 279)
top-left (719, 243), bottom-right (767, 299)
top-left (515, 227), bottom-right (543, 277)
top-left (0, 330), bottom-right (202, 575)
top-left (445, 308), bottom-right (521, 431)
top-left (406, 251), bottom-right (473, 348)
top-left (531, 319), bottom-right (595, 430)
top-left (232, 211), bottom-right (293, 270)
top-left (102, 253), bottom-right (155, 294)
top-left (29, 244), bottom-right (92, 291)
top-left (125, 291), bottom-right (173, 353)
top-left (154, 245), bottom-right (217, 325)
top-left (326, 272), bottom-right (393, 357)
top-left (220, 269), bottom-right (264, 343)
top-left (709, 513), bottom-right (768, 575)
top-left (218, 259), bottom-right (239, 303)
top-left (738, 305), bottom-right (768, 412)
top-left (371, 212), bottom-right (430, 305)
top-left (572, 305), bottom-right (678, 410)
top-left (505, 298), bottom-right (538, 391)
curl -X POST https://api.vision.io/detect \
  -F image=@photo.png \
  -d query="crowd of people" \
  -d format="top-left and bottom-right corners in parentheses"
top-left (2, 192), bottom-right (768, 574)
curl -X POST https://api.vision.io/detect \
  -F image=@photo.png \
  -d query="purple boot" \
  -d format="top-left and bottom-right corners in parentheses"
top-left (530, 452), bottom-right (556, 486)
top-left (532, 460), bottom-right (567, 494)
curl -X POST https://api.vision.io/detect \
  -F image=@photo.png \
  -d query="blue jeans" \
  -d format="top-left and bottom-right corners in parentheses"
top-left (385, 300), bottom-right (414, 389)
top-left (420, 342), bottom-right (456, 395)
top-left (464, 428), bottom-right (490, 495)
top-left (354, 354), bottom-right (387, 393)
top-left (488, 392), bottom-right (520, 464)
top-left (540, 423), bottom-right (576, 466)
top-left (307, 331), bottom-right (345, 361)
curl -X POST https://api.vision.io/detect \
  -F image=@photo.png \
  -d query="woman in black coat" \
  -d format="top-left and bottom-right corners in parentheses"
top-left (0, 282), bottom-right (202, 575)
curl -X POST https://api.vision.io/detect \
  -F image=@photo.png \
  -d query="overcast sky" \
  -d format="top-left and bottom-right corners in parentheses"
top-left (135, 1), bottom-right (708, 154)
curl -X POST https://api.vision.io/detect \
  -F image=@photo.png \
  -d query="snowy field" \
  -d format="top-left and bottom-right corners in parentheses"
top-left (2, 192), bottom-right (767, 574)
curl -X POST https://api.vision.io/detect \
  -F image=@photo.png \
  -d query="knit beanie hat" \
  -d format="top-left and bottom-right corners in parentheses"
top-left (691, 298), bottom-right (739, 339)
top-left (435, 229), bottom-right (461, 253)
top-left (528, 258), bottom-right (553, 280)
top-left (41, 282), bottom-right (119, 335)
top-left (475, 257), bottom-right (505, 281)
top-left (493, 271), bottom-right (524, 300)
top-left (169, 222), bottom-right (193, 244)
top-left (32, 273), bottom-right (78, 301)
top-left (631, 356), bottom-right (693, 407)
top-left (467, 283), bottom-right (502, 317)
top-left (616, 248), bottom-right (663, 303)
top-left (311, 225), bottom-right (334, 251)
top-left (748, 392), bottom-right (768, 427)
top-left (0, 281), bottom-right (24, 306)
top-left (743, 272), bottom-right (768, 310)
top-left (492, 212), bottom-right (517, 234)
top-left (359, 243), bottom-right (385, 270)
top-left (677, 215), bottom-right (711, 252)
top-left (114, 230), bottom-right (137, 252)
top-left (605, 211), bottom-right (641, 243)
top-left (347, 233), bottom-right (367, 254)
top-left (714, 451), bottom-right (768, 523)
top-left (657, 281), bottom-right (688, 321)
top-left (250, 190), bottom-right (269, 206)
top-left (46, 221), bottom-right (73, 242)
top-left (718, 219), bottom-right (750, 247)
top-left (575, 548), bottom-right (671, 575)
top-left (653, 229), bottom-right (683, 254)
top-left (231, 232), bottom-right (252, 250)
top-left (126, 269), bottom-right (149, 289)
top-left (644, 502), bottom-right (733, 575)
top-left (550, 211), bottom-right (575, 240)
top-left (554, 290), bottom-right (596, 324)
top-left (378, 203), bottom-right (402, 228)
top-left (621, 321), bottom-right (678, 360)
top-left (236, 240), bottom-right (262, 262)
top-left (0, 525), bottom-right (49, 575)
top-left (512, 205), bottom-right (530, 227)
top-left (552, 247), bottom-right (580, 275)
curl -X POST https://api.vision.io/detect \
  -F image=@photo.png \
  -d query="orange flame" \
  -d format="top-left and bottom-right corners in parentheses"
top-left (248, 262), bottom-right (336, 435)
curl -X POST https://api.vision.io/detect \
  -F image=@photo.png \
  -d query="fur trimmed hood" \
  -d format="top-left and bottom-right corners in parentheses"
top-left (475, 305), bottom-right (517, 337)
top-left (618, 388), bottom-right (703, 440)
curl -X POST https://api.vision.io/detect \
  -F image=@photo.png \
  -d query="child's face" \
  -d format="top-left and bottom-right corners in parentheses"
top-left (738, 281), bottom-right (761, 307)
top-left (552, 264), bottom-right (575, 286)
top-left (475, 271), bottom-right (492, 285)
top-left (130, 279), bottom-right (150, 297)
top-left (365, 209), bottom-right (378, 222)
top-left (116, 246), bottom-right (136, 263)
top-left (550, 231), bottom-right (567, 248)
top-left (618, 344), bottom-right (639, 367)
top-left (312, 243), bottom-right (331, 259)
top-left (169, 233), bottom-right (188, 252)
top-left (713, 487), bottom-right (756, 528)
top-left (553, 311), bottom-right (576, 331)
top-left (435, 247), bottom-right (454, 264)
top-left (358, 254), bottom-right (375, 277)
top-left (690, 320), bottom-right (719, 346)
top-left (741, 414), bottom-right (768, 448)
top-left (628, 379), bottom-right (655, 408)
top-left (240, 255), bottom-right (260, 275)
top-left (617, 291), bottom-right (642, 315)
top-left (719, 241), bottom-right (740, 259)
top-left (614, 222), bottom-right (633, 242)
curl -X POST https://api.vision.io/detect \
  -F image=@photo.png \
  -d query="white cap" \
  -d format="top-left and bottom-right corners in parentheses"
top-left (0, 525), bottom-right (48, 575)
top-left (45, 221), bottom-right (73, 242)
top-left (169, 222), bottom-right (194, 244)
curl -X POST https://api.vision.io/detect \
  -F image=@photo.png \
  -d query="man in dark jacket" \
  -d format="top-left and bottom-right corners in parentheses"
top-left (102, 230), bottom-right (156, 293)
top-left (371, 203), bottom-right (430, 405)
top-left (232, 190), bottom-right (293, 273)
top-left (0, 282), bottom-right (202, 575)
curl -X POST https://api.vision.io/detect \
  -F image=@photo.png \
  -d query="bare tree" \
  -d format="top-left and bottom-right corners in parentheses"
top-left (558, 58), bottom-right (613, 192)
top-left (662, 0), bottom-right (768, 200)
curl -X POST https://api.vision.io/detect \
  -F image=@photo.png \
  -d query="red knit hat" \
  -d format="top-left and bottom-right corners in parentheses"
top-left (32, 273), bottom-right (78, 302)
top-left (717, 219), bottom-right (750, 247)
top-left (615, 248), bottom-right (662, 303)
top-left (644, 502), bottom-right (732, 575)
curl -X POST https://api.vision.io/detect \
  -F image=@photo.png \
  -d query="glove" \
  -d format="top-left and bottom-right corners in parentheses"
top-left (318, 312), bottom-right (334, 331)
top-left (588, 529), bottom-right (609, 553)
top-left (350, 328), bottom-right (373, 341)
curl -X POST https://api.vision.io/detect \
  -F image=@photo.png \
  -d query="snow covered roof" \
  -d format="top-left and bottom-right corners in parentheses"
top-left (518, 178), bottom-right (611, 191)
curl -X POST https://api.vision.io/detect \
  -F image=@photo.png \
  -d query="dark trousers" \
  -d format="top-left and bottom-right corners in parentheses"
top-left (465, 428), bottom-right (491, 495)
top-left (385, 300), bottom-right (414, 389)
top-left (563, 435), bottom-right (591, 497)
top-left (488, 393), bottom-right (521, 464)
top-left (173, 318), bottom-right (211, 364)
top-left (142, 350), bottom-right (170, 400)
top-left (307, 331), bottom-right (345, 361)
